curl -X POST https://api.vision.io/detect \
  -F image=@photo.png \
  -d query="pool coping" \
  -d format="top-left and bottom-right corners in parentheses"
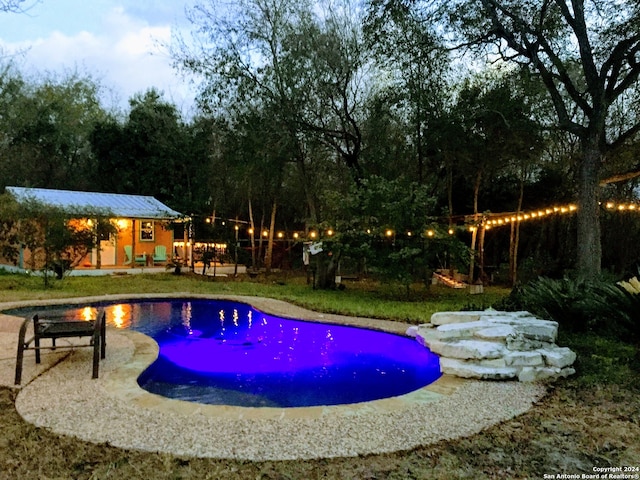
top-left (0, 294), bottom-right (547, 460)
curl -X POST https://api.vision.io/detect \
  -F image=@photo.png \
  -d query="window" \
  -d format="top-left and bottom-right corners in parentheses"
top-left (140, 221), bottom-right (154, 241)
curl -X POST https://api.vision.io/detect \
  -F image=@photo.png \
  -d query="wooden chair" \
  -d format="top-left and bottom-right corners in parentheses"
top-left (15, 310), bottom-right (106, 385)
top-left (124, 245), bottom-right (146, 266)
top-left (152, 245), bottom-right (167, 264)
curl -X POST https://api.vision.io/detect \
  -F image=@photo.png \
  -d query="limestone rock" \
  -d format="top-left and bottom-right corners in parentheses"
top-left (428, 321), bottom-right (494, 340)
top-left (474, 325), bottom-right (516, 341)
top-left (405, 325), bottom-right (419, 338)
top-left (440, 358), bottom-right (518, 380)
top-left (430, 311), bottom-right (482, 326)
top-left (504, 351), bottom-right (544, 367)
top-left (517, 366), bottom-right (575, 382)
top-left (538, 347), bottom-right (577, 368)
top-left (418, 309), bottom-right (576, 383)
top-left (426, 339), bottom-right (506, 360)
top-left (505, 333), bottom-right (552, 352)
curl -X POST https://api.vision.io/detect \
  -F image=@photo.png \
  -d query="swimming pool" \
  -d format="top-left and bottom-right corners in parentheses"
top-left (8, 299), bottom-right (441, 407)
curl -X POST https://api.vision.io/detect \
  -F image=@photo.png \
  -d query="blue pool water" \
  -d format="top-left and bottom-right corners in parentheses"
top-left (6, 299), bottom-right (441, 407)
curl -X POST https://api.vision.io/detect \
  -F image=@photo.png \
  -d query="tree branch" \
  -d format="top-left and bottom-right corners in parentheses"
top-left (600, 170), bottom-right (640, 185)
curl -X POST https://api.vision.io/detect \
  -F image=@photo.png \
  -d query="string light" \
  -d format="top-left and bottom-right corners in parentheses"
top-left (481, 203), bottom-right (578, 229)
top-left (605, 201), bottom-right (640, 211)
top-left (187, 201), bottom-right (638, 240)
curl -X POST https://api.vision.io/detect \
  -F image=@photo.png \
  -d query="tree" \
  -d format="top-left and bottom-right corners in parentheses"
top-left (377, 0), bottom-right (640, 279)
top-left (450, 73), bottom-right (544, 282)
top-left (91, 89), bottom-right (197, 212)
top-left (365, 2), bottom-right (451, 184)
top-left (0, 194), bottom-right (116, 286)
top-left (1, 71), bottom-right (107, 191)
top-left (292, 0), bottom-right (373, 182)
top-left (175, 0), bottom-right (373, 214)
top-left (464, 0), bottom-right (640, 279)
top-left (176, 0), bottom-right (366, 273)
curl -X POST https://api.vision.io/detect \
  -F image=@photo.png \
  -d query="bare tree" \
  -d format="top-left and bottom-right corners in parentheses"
top-left (1, 0), bottom-right (34, 13)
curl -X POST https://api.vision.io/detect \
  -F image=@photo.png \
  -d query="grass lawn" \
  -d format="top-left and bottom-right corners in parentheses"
top-left (0, 271), bottom-right (638, 479)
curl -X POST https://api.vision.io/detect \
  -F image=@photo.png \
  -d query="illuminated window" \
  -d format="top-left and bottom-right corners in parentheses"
top-left (140, 221), bottom-right (154, 241)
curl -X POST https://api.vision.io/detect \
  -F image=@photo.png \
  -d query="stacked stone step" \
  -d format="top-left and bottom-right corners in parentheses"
top-left (408, 310), bottom-right (576, 382)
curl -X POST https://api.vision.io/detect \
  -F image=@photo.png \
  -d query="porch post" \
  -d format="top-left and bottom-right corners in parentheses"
top-left (95, 218), bottom-right (102, 269)
top-left (131, 218), bottom-right (136, 269)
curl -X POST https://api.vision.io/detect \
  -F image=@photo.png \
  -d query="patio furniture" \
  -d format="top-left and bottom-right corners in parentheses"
top-left (152, 245), bottom-right (168, 264)
top-left (124, 245), bottom-right (146, 265)
top-left (15, 310), bottom-right (106, 385)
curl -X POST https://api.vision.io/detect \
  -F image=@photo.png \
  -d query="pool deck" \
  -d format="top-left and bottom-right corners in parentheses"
top-left (0, 294), bottom-right (546, 460)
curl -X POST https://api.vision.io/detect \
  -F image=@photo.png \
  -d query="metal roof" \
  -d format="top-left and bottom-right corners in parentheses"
top-left (6, 187), bottom-right (184, 220)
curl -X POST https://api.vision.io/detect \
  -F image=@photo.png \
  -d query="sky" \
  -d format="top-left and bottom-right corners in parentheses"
top-left (0, 0), bottom-right (199, 114)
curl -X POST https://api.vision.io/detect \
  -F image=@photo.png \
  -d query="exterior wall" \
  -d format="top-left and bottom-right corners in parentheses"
top-left (96, 219), bottom-right (174, 268)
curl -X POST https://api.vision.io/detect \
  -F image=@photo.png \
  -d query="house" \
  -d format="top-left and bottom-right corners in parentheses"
top-left (3, 186), bottom-right (187, 272)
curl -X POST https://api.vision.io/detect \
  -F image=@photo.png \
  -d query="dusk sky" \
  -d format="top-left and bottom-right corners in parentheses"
top-left (0, 0), bottom-right (199, 114)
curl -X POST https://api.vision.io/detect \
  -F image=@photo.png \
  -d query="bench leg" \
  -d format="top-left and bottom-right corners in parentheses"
top-left (92, 337), bottom-right (100, 379)
top-left (15, 318), bottom-right (29, 385)
top-left (100, 312), bottom-right (106, 360)
top-left (34, 334), bottom-right (41, 364)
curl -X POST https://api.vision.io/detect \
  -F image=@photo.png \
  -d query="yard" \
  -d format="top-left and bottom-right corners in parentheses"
top-left (0, 272), bottom-right (638, 479)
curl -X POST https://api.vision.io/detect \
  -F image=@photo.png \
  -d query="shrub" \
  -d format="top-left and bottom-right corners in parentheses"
top-left (497, 277), bottom-right (639, 343)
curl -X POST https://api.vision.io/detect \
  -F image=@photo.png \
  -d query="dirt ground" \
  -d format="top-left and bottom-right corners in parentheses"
top-left (0, 376), bottom-right (638, 480)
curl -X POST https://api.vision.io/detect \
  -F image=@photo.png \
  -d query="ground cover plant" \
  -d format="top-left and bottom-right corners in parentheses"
top-left (0, 272), bottom-right (638, 479)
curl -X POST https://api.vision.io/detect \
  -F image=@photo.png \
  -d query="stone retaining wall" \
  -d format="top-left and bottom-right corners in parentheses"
top-left (407, 310), bottom-right (576, 382)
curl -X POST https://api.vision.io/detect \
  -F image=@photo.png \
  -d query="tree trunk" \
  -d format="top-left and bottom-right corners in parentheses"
top-left (315, 251), bottom-right (339, 289)
top-left (248, 198), bottom-right (256, 270)
top-left (478, 225), bottom-right (486, 283)
top-left (576, 140), bottom-right (602, 279)
top-left (264, 201), bottom-right (277, 273)
top-left (468, 170), bottom-right (482, 283)
top-left (509, 178), bottom-right (524, 286)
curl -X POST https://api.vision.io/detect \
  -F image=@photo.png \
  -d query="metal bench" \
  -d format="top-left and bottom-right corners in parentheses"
top-left (15, 310), bottom-right (106, 385)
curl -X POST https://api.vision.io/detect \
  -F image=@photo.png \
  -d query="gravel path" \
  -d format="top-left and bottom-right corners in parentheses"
top-left (0, 294), bottom-right (546, 461)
